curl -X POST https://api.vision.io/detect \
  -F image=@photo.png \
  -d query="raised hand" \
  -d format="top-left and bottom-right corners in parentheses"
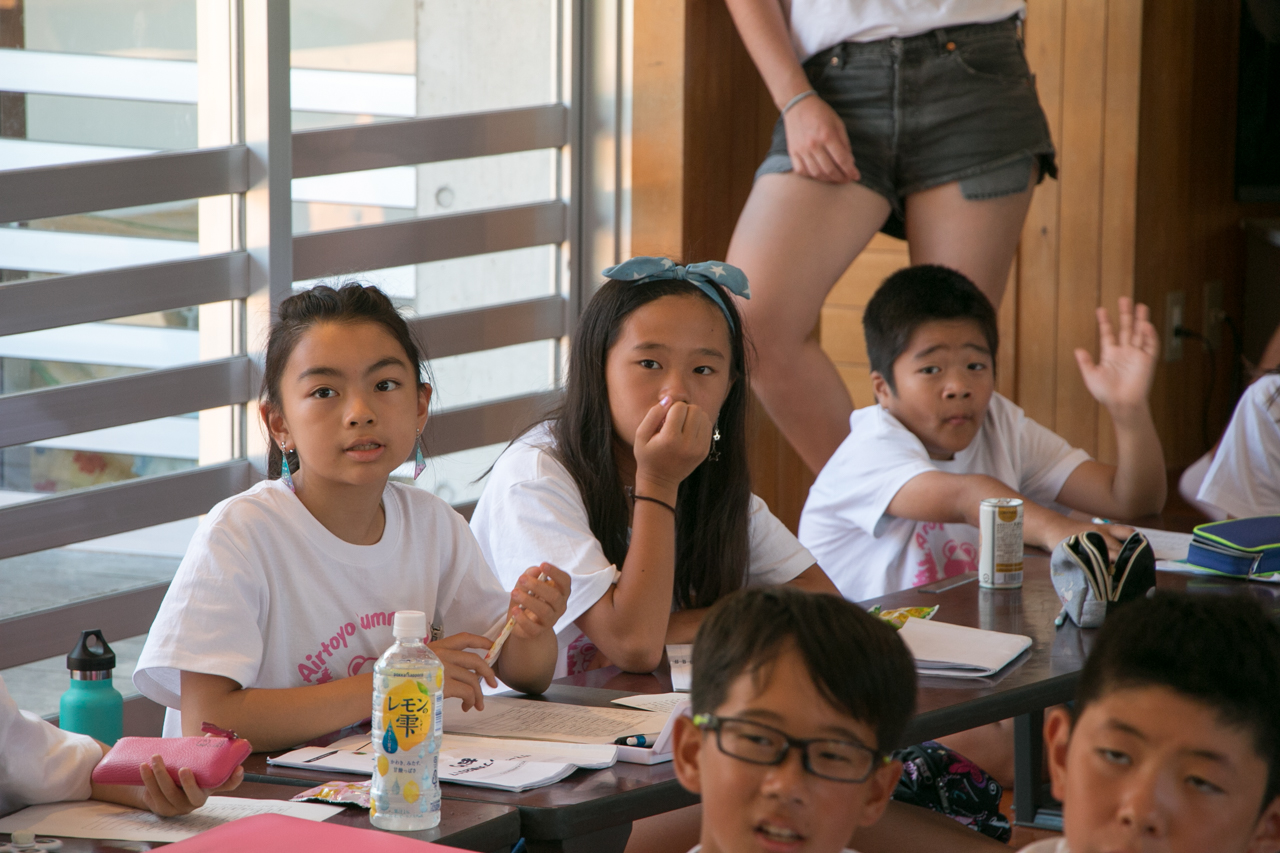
top-left (632, 396), bottom-right (714, 500)
top-left (429, 633), bottom-right (498, 712)
top-left (783, 94), bottom-right (860, 183)
top-left (507, 563), bottom-right (570, 641)
top-left (1074, 297), bottom-right (1159, 413)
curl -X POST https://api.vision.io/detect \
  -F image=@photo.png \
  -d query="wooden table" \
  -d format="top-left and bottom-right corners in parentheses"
top-left (2, 781), bottom-right (521, 852)
top-left (862, 552), bottom-right (1280, 828)
top-left (247, 546), bottom-right (1280, 845)
top-left (244, 688), bottom-right (697, 853)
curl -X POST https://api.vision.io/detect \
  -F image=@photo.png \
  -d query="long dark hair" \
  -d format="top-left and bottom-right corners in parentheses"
top-left (261, 282), bottom-right (427, 479)
top-left (550, 278), bottom-right (752, 610)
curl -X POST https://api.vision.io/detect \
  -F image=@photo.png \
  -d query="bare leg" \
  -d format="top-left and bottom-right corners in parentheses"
top-left (937, 719), bottom-right (1016, 789)
top-left (727, 173), bottom-right (893, 473)
top-left (903, 178), bottom-right (1035, 308)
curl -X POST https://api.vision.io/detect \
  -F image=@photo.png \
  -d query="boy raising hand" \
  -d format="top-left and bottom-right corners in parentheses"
top-left (800, 265), bottom-right (1166, 602)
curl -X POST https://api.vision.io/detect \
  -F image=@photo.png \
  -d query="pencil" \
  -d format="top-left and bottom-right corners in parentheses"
top-left (485, 571), bottom-right (550, 665)
top-left (484, 615), bottom-right (517, 665)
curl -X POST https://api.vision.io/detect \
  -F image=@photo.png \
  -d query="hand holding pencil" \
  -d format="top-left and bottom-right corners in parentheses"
top-left (486, 562), bottom-right (570, 665)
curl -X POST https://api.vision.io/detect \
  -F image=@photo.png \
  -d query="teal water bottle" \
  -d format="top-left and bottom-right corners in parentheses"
top-left (60, 629), bottom-right (124, 745)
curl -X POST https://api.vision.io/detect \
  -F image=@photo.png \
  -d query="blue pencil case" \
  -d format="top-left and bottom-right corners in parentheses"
top-left (1186, 516), bottom-right (1280, 578)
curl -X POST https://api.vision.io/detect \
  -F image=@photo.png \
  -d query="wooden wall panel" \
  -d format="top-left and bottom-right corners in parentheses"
top-left (1054, 0), bottom-right (1110, 456)
top-left (1133, 0), bottom-right (1280, 467)
top-left (631, 0), bottom-right (687, 258)
top-left (1094, 0), bottom-right (1144, 465)
top-left (1016, 0), bottom-right (1065, 428)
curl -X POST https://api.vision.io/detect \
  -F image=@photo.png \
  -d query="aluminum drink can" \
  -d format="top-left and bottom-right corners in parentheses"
top-left (978, 498), bottom-right (1024, 589)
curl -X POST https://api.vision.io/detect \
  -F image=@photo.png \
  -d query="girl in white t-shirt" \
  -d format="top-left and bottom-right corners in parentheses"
top-left (471, 258), bottom-right (838, 678)
top-left (135, 284), bottom-right (569, 750)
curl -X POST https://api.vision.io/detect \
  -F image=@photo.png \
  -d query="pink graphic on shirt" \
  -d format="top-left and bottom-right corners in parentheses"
top-left (348, 655), bottom-right (377, 677)
top-left (941, 540), bottom-right (979, 577)
top-left (296, 619), bottom-right (361, 684)
top-left (564, 632), bottom-right (599, 676)
top-left (912, 523), bottom-right (979, 588)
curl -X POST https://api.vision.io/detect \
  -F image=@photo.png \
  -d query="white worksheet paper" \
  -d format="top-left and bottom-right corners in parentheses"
top-left (443, 696), bottom-right (664, 744)
top-left (667, 644), bottom-right (693, 691)
top-left (0, 797), bottom-right (340, 843)
top-left (269, 732), bottom-right (617, 783)
top-left (443, 735), bottom-right (617, 769)
top-left (1134, 527), bottom-right (1194, 561)
top-left (611, 693), bottom-right (688, 715)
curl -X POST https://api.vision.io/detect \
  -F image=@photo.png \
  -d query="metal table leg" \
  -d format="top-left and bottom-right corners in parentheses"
top-left (1013, 710), bottom-right (1062, 830)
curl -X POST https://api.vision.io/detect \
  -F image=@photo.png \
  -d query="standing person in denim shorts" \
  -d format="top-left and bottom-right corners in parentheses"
top-left (724, 1), bottom-right (1056, 475)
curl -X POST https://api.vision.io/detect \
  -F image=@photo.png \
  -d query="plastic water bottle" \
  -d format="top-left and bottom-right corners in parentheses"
top-left (371, 610), bottom-right (443, 831)
top-left (60, 629), bottom-right (124, 745)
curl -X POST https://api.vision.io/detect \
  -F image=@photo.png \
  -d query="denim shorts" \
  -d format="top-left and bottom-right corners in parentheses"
top-left (757, 15), bottom-right (1057, 238)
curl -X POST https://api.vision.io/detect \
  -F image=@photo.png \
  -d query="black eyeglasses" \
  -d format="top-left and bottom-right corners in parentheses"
top-left (692, 713), bottom-right (887, 783)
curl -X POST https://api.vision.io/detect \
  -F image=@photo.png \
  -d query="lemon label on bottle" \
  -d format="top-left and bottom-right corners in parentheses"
top-left (403, 780), bottom-right (421, 803)
top-left (383, 678), bottom-right (431, 753)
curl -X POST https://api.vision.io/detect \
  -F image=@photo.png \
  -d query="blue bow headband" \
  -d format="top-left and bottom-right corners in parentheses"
top-left (601, 256), bottom-right (751, 330)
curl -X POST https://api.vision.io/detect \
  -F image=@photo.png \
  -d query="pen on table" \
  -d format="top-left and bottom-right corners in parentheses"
top-left (303, 749), bottom-right (338, 763)
top-left (1091, 517), bottom-right (1115, 525)
top-left (615, 734), bottom-right (650, 747)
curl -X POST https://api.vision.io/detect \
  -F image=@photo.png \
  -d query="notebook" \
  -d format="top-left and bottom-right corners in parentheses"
top-left (897, 617), bottom-right (1032, 678)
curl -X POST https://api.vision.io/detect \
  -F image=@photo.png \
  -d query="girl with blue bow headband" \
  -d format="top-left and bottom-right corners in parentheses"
top-left (471, 257), bottom-right (839, 679)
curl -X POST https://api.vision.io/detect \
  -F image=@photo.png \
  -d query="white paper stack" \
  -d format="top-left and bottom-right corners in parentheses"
top-left (898, 617), bottom-right (1032, 678)
top-left (1134, 526), bottom-right (1193, 561)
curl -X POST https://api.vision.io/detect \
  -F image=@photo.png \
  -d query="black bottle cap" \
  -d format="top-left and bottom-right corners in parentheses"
top-left (67, 629), bottom-right (115, 672)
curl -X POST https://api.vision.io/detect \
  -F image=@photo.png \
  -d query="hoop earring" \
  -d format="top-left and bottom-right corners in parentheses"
top-left (280, 442), bottom-right (295, 492)
top-left (413, 429), bottom-right (426, 480)
top-left (708, 423), bottom-right (722, 462)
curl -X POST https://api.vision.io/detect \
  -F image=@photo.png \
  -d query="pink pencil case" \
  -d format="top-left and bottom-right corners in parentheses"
top-left (91, 724), bottom-right (251, 788)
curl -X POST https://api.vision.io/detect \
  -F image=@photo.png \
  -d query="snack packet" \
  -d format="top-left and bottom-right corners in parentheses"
top-left (290, 780), bottom-right (371, 809)
top-left (869, 604), bottom-right (939, 629)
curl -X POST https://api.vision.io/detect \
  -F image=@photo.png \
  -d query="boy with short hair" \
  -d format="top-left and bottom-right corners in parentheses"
top-left (799, 265), bottom-right (1167, 601)
top-left (671, 586), bottom-right (1008, 853)
top-left (1026, 590), bottom-right (1280, 853)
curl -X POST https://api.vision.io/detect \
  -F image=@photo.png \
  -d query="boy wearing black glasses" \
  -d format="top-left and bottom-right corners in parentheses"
top-left (671, 586), bottom-right (916, 853)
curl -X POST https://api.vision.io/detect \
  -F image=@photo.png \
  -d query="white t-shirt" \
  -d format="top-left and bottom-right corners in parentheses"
top-left (799, 393), bottom-right (1090, 602)
top-left (470, 426), bottom-right (816, 677)
top-left (135, 480), bottom-right (509, 737)
top-left (0, 675), bottom-right (100, 817)
top-left (790, 0), bottom-right (1025, 60)
top-left (1198, 374), bottom-right (1280, 518)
